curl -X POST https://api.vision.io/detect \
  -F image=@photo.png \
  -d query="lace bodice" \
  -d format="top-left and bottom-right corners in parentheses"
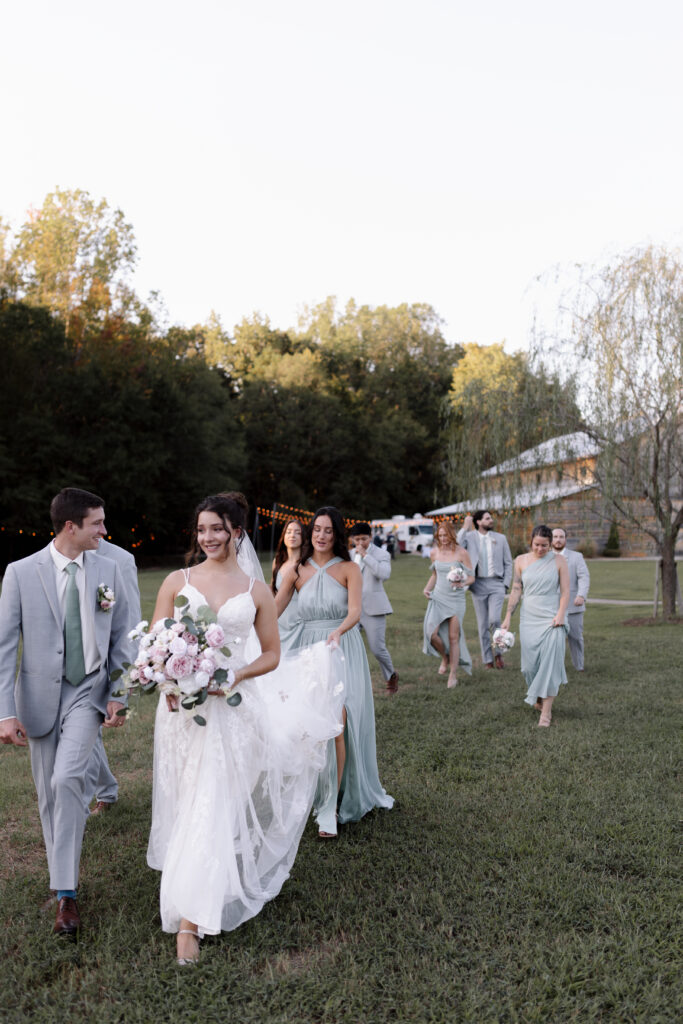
top-left (178, 574), bottom-right (256, 668)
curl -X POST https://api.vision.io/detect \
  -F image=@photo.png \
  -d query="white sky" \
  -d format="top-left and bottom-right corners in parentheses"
top-left (2, 0), bottom-right (682, 351)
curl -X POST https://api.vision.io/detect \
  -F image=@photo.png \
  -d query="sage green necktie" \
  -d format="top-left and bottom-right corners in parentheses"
top-left (64, 562), bottom-right (86, 686)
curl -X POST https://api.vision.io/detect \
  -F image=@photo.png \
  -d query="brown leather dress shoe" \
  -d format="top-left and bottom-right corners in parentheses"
top-left (90, 800), bottom-right (113, 815)
top-left (494, 654), bottom-right (505, 669)
top-left (484, 662), bottom-right (494, 669)
top-left (54, 897), bottom-right (81, 937)
top-left (386, 672), bottom-right (399, 694)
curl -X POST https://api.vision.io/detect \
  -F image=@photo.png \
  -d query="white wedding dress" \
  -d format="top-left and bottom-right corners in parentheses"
top-left (147, 573), bottom-right (344, 935)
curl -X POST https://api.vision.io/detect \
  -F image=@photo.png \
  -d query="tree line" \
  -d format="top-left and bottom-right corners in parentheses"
top-left (4, 189), bottom-right (679, 617)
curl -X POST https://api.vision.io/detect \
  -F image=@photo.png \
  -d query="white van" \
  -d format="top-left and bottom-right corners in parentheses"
top-left (370, 515), bottom-right (434, 554)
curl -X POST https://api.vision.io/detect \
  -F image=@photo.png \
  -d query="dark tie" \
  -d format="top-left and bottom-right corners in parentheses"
top-left (64, 563), bottom-right (86, 686)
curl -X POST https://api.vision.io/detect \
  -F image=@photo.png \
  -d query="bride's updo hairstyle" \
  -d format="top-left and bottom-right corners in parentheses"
top-left (186, 492), bottom-right (249, 565)
top-left (300, 506), bottom-right (351, 565)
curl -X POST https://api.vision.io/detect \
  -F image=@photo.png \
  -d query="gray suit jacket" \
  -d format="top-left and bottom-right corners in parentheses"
top-left (357, 545), bottom-right (393, 616)
top-left (456, 528), bottom-right (513, 589)
top-left (563, 548), bottom-right (590, 613)
top-left (97, 539), bottom-right (141, 626)
top-left (0, 545), bottom-right (133, 737)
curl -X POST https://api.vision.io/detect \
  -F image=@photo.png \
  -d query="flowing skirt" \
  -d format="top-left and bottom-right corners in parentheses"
top-left (147, 641), bottom-right (344, 934)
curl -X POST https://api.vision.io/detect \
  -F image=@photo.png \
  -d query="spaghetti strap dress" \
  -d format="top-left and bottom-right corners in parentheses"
top-left (275, 568), bottom-right (303, 652)
top-left (520, 551), bottom-right (569, 705)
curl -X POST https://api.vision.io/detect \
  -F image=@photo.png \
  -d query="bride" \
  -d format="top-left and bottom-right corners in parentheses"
top-left (146, 493), bottom-right (343, 965)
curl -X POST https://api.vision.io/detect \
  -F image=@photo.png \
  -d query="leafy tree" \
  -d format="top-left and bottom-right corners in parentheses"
top-left (556, 245), bottom-right (683, 616)
top-left (6, 188), bottom-right (139, 341)
top-left (441, 342), bottom-right (579, 503)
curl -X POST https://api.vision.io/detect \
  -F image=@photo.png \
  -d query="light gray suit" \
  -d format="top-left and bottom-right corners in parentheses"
top-left (457, 527), bottom-right (513, 665)
top-left (85, 539), bottom-right (141, 808)
top-left (562, 548), bottom-right (590, 670)
top-left (0, 544), bottom-right (132, 889)
top-left (356, 545), bottom-right (396, 681)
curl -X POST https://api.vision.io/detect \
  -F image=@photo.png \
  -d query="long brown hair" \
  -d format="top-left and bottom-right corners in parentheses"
top-left (185, 492), bottom-right (249, 566)
top-left (299, 507), bottom-right (351, 566)
top-left (271, 518), bottom-right (306, 594)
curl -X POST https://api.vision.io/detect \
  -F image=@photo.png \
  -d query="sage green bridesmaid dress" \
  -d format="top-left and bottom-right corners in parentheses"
top-left (275, 569), bottom-right (303, 652)
top-left (291, 557), bottom-right (394, 835)
top-left (520, 551), bottom-right (569, 706)
top-left (422, 560), bottom-right (472, 674)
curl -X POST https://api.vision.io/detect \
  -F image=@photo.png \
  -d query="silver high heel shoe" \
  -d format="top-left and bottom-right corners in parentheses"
top-left (176, 928), bottom-right (200, 966)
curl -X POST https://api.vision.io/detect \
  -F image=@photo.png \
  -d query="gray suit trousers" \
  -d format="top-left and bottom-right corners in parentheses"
top-left (566, 611), bottom-right (585, 670)
top-left (470, 578), bottom-right (506, 665)
top-left (84, 730), bottom-right (119, 809)
top-left (29, 677), bottom-right (103, 890)
top-left (359, 612), bottom-right (395, 681)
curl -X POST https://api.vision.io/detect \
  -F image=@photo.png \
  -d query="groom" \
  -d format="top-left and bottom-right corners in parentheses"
top-left (0, 488), bottom-right (132, 937)
top-left (457, 510), bottom-right (512, 669)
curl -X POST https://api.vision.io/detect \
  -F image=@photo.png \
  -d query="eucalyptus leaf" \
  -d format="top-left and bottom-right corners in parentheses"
top-left (213, 668), bottom-right (228, 684)
top-left (164, 618), bottom-right (175, 629)
top-left (226, 692), bottom-right (242, 707)
top-left (181, 616), bottom-right (199, 636)
top-left (174, 594), bottom-right (190, 608)
top-left (193, 714), bottom-right (207, 727)
top-left (110, 668), bottom-right (123, 681)
top-left (181, 695), bottom-right (197, 710)
top-left (220, 646), bottom-right (232, 658)
top-left (195, 687), bottom-right (208, 706)
top-left (197, 604), bottom-right (217, 623)
top-left (115, 707), bottom-right (127, 717)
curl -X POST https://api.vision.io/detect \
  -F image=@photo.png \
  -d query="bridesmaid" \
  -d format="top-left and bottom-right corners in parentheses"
top-left (422, 520), bottom-right (474, 688)
top-left (276, 507), bottom-right (394, 838)
top-left (271, 518), bottom-right (305, 651)
top-left (500, 524), bottom-right (570, 727)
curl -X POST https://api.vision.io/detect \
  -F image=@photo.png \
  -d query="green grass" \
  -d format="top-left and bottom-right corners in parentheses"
top-left (1, 557), bottom-right (681, 1023)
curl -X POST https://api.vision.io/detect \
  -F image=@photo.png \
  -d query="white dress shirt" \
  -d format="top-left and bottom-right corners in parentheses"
top-left (478, 530), bottom-right (495, 578)
top-left (50, 541), bottom-right (101, 676)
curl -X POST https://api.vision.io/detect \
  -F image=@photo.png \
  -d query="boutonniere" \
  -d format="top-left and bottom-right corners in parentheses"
top-left (97, 583), bottom-right (116, 611)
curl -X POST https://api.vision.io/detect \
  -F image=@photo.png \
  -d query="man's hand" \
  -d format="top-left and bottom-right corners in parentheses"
top-left (462, 515), bottom-right (474, 531)
top-left (0, 717), bottom-right (28, 746)
top-left (103, 701), bottom-right (126, 728)
top-left (574, 596), bottom-right (585, 607)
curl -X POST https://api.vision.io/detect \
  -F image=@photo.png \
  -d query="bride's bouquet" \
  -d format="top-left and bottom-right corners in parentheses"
top-left (447, 565), bottom-right (468, 588)
top-left (112, 594), bottom-right (240, 726)
top-left (492, 628), bottom-right (515, 652)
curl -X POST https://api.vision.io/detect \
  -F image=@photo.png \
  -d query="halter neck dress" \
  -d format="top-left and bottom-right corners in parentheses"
top-left (289, 557), bottom-right (394, 835)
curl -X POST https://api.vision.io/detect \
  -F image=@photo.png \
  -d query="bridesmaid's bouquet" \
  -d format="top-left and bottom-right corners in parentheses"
top-left (447, 565), bottom-right (468, 588)
top-left (112, 595), bottom-right (240, 726)
top-left (492, 628), bottom-right (515, 652)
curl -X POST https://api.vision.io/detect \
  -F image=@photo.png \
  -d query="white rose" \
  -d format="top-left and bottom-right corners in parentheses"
top-left (169, 637), bottom-right (188, 655)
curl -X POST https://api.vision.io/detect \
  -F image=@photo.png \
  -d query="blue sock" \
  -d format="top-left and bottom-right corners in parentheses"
top-left (57, 890), bottom-right (77, 900)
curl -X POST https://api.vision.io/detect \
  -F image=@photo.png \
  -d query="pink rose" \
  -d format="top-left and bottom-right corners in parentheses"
top-left (169, 637), bottom-right (188, 655)
top-left (200, 657), bottom-right (215, 675)
top-left (165, 653), bottom-right (196, 680)
top-left (205, 624), bottom-right (226, 648)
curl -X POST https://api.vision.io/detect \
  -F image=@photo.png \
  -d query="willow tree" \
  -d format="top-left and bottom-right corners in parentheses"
top-left (561, 245), bottom-right (683, 617)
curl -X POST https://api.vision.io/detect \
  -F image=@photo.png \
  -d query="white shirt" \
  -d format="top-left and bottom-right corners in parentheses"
top-left (478, 530), bottom-right (495, 578)
top-left (50, 541), bottom-right (101, 676)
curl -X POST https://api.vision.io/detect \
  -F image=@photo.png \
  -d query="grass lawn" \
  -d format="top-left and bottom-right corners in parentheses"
top-left (0, 557), bottom-right (680, 1023)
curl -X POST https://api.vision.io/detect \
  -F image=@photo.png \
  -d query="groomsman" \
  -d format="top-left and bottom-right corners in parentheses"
top-left (84, 537), bottom-right (141, 815)
top-left (457, 510), bottom-right (512, 669)
top-left (551, 528), bottom-right (590, 671)
top-left (0, 488), bottom-right (132, 936)
top-left (349, 522), bottom-right (399, 694)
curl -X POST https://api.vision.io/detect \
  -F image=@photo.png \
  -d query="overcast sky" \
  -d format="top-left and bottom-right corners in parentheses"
top-left (2, 0), bottom-right (681, 350)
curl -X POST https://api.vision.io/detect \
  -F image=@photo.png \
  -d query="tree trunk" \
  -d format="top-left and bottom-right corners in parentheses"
top-left (659, 534), bottom-right (679, 618)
